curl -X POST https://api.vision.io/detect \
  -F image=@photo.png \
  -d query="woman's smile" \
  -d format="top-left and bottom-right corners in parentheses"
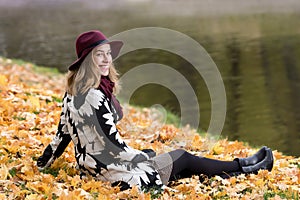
top-left (99, 65), bottom-right (109, 74)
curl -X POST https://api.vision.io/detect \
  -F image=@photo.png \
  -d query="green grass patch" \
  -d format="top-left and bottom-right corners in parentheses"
top-left (9, 167), bottom-right (17, 177)
top-left (52, 96), bottom-right (63, 103)
top-left (13, 116), bottom-right (26, 121)
top-left (40, 167), bottom-right (60, 177)
top-left (264, 190), bottom-right (299, 200)
top-left (141, 185), bottom-right (163, 199)
top-left (32, 64), bottom-right (60, 75)
top-left (165, 110), bottom-right (180, 127)
top-left (1, 56), bottom-right (61, 75)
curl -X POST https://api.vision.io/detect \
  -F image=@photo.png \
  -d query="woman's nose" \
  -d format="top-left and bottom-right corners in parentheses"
top-left (102, 55), bottom-right (108, 63)
top-left (103, 54), bottom-right (110, 63)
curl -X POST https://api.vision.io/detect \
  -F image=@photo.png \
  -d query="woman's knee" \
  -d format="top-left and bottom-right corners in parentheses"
top-left (169, 149), bottom-right (189, 161)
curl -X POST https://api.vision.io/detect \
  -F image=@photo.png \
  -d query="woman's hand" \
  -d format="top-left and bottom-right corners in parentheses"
top-left (36, 145), bottom-right (54, 169)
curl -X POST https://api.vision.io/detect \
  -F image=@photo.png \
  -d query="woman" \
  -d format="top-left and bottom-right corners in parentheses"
top-left (37, 30), bottom-right (274, 190)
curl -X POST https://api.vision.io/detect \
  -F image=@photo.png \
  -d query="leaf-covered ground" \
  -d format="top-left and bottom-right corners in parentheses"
top-left (0, 57), bottom-right (299, 199)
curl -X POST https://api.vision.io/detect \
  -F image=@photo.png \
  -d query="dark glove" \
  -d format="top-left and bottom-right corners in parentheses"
top-left (37, 145), bottom-right (54, 168)
top-left (141, 149), bottom-right (156, 158)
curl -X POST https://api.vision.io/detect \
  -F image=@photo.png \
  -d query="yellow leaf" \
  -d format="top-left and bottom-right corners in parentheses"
top-left (69, 188), bottom-right (90, 200)
top-left (20, 163), bottom-right (36, 180)
top-left (9, 183), bottom-right (21, 194)
top-left (58, 190), bottom-right (69, 200)
top-left (57, 169), bottom-right (68, 182)
top-left (137, 119), bottom-right (151, 128)
top-left (0, 74), bottom-right (8, 87)
top-left (255, 178), bottom-right (265, 187)
top-left (26, 181), bottom-right (52, 195)
top-left (41, 173), bottom-right (55, 184)
top-left (229, 177), bottom-right (237, 185)
top-left (0, 164), bottom-right (8, 180)
top-left (70, 175), bottom-right (81, 187)
top-left (25, 193), bottom-right (40, 200)
top-left (28, 96), bottom-right (40, 112)
top-left (213, 143), bottom-right (224, 155)
top-left (130, 186), bottom-right (139, 197)
top-left (191, 134), bottom-right (204, 150)
top-left (0, 194), bottom-right (7, 199)
top-left (97, 194), bottom-right (110, 200)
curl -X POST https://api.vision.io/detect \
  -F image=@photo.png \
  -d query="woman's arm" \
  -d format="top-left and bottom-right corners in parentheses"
top-left (37, 94), bottom-right (71, 169)
top-left (80, 89), bottom-right (150, 163)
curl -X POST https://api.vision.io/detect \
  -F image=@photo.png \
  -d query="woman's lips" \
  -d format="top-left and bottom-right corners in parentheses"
top-left (99, 65), bottom-right (109, 69)
top-left (99, 65), bottom-right (109, 73)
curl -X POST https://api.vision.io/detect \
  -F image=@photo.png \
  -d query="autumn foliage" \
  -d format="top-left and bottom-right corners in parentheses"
top-left (0, 57), bottom-right (299, 199)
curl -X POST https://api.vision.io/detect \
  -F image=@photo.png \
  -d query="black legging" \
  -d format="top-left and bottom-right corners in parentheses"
top-left (168, 149), bottom-right (240, 181)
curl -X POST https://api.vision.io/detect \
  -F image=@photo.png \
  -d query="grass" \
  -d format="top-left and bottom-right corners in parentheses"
top-left (165, 110), bottom-right (181, 127)
top-left (40, 167), bottom-right (60, 177)
top-left (264, 191), bottom-right (299, 200)
top-left (1, 56), bottom-right (60, 75)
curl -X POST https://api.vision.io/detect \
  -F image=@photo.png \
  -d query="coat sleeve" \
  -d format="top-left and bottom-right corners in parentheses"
top-left (37, 94), bottom-right (72, 169)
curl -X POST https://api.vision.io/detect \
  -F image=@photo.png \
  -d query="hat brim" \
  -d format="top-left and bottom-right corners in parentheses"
top-left (68, 40), bottom-right (123, 71)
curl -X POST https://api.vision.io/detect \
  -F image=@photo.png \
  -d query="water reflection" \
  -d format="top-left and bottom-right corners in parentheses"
top-left (0, 0), bottom-right (299, 156)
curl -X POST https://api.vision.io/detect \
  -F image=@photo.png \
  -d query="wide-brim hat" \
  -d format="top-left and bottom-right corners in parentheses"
top-left (68, 30), bottom-right (123, 71)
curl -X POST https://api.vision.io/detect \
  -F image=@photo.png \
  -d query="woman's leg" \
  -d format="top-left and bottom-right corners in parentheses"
top-left (168, 149), bottom-right (240, 180)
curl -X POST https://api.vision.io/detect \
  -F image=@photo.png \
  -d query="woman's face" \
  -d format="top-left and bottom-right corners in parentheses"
top-left (93, 44), bottom-right (112, 76)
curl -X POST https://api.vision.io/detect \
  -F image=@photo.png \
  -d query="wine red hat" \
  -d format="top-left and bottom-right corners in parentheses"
top-left (68, 30), bottom-right (123, 71)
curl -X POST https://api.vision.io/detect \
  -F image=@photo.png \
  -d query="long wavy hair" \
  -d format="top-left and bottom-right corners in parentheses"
top-left (66, 48), bottom-right (120, 96)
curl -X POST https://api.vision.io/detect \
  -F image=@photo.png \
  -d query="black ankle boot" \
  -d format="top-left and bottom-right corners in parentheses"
top-left (240, 149), bottom-right (274, 174)
top-left (234, 146), bottom-right (267, 167)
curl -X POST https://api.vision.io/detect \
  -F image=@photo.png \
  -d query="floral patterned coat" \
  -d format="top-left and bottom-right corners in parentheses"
top-left (37, 88), bottom-right (163, 189)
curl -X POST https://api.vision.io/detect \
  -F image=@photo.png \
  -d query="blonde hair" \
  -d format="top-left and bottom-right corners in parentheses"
top-left (66, 49), bottom-right (120, 96)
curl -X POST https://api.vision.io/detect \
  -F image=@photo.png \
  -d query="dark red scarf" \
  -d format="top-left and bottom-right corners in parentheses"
top-left (99, 76), bottom-right (123, 119)
top-left (99, 76), bottom-right (114, 99)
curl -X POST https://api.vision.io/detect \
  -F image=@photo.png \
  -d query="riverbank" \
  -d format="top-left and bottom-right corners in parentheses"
top-left (0, 57), bottom-right (299, 199)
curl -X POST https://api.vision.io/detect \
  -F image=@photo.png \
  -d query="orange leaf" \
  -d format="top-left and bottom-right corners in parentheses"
top-left (0, 74), bottom-right (8, 87)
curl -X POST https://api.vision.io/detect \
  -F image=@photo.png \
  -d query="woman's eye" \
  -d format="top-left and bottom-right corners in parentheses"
top-left (96, 52), bottom-right (111, 57)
